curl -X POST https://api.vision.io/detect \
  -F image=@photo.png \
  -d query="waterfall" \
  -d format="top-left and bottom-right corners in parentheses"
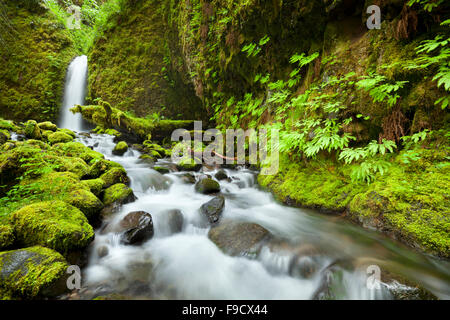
top-left (58, 55), bottom-right (89, 132)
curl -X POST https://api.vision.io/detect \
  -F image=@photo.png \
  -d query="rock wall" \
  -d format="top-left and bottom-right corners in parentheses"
top-left (0, 0), bottom-right (76, 122)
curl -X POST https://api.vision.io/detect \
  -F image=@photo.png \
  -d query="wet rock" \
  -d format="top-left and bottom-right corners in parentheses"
top-left (112, 141), bottom-right (128, 156)
top-left (97, 246), bottom-right (109, 258)
top-left (214, 169), bottom-right (228, 180)
top-left (180, 172), bottom-right (196, 184)
top-left (0, 224), bottom-right (15, 250)
top-left (120, 211), bottom-right (154, 245)
top-left (165, 209), bottom-right (184, 234)
top-left (200, 195), bottom-right (225, 225)
top-left (289, 255), bottom-right (319, 279)
top-left (153, 166), bottom-right (170, 174)
top-left (195, 178), bottom-right (220, 194)
top-left (176, 158), bottom-right (202, 172)
top-left (0, 246), bottom-right (69, 299)
top-left (101, 183), bottom-right (136, 217)
top-left (100, 166), bottom-right (130, 188)
top-left (208, 220), bottom-right (271, 256)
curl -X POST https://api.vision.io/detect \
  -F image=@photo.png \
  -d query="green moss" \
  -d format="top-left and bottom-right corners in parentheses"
top-left (66, 189), bottom-right (103, 220)
top-left (52, 141), bottom-right (104, 164)
top-left (10, 201), bottom-right (94, 254)
top-left (0, 1), bottom-right (76, 122)
top-left (0, 129), bottom-right (10, 145)
top-left (47, 131), bottom-right (73, 144)
top-left (24, 120), bottom-right (41, 140)
top-left (37, 121), bottom-right (57, 131)
top-left (259, 150), bottom-right (450, 258)
top-left (86, 0), bottom-right (205, 120)
top-left (112, 141), bottom-right (128, 156)
top-left (0, 224), bottom-right (15, 250)
top-left (100, 166), bottom-right (130, 188)
top-left (81, 178), bottom-right (106, 197)
top-left (176, 158), bottom-right (202, 171)
top-left (0, 246), bottom-right (69, 299)
top-left (88, 158), bottom-right (122, 178)
top-left (102, 183), bottom-right (134, 207)
top-left (0, 118), bottom-right (19, 132)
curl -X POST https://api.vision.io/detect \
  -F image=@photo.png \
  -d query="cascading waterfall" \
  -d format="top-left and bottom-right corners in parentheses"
top-left (58, 55), bottom-right (89, 132)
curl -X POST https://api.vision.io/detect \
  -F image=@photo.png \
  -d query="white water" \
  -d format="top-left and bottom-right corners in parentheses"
top-left (74, 134), bottom-right (450, 300)
top-left (58, 55), bottom-right (89, 132)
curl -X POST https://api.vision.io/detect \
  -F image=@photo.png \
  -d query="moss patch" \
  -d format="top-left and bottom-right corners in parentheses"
top-left (0, 246), bottom-right (69, 299)
top-left (10, 200), bottom-right (94, 254)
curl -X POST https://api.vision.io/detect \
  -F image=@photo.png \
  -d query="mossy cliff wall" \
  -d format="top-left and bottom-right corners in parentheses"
top-left (87, 0), bottom-right (206, 121)
top-left (0, 0), bottom-right (76, 122)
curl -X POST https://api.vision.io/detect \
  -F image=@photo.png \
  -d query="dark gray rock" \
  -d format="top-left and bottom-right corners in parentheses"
top-left (119, 211), bottom-right (154, 245)
top-left (214, 169), bottom-right (228, 180)
top-left (208, 220), bottom-right (271, 256)
top-left (200, 195), bottom-right (225, 225)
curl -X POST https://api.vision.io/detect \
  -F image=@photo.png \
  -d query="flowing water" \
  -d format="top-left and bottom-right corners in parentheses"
top-left (58, 55), bottom-right (91, 132)
top-left (60, 57), bottom-right (450, 300)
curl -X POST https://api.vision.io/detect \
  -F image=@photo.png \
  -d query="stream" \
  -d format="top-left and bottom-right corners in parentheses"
top-left (59, 56), bottom-right (450, 300)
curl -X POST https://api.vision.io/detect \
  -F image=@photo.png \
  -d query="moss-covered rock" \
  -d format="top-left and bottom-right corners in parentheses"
top-left (58, 128), bottom-right (76, 138)
top-left (10, 201), bottom-right (94, 254)
top-left (176, 158), bottom-right (202, 172)
top-left (66, 189), bottom-right (103, 220)
top-left (0, 224), bottom-right (15, 250)
top-left (102, 183), bottom-right (135, 207)
top-left (100, 166), bottom-right (130, 188)
top-left (48, 131), bottom-right (73, 144)
top-left (195, 178), bottom-right (221, 194)
top-left (0, 118), bottom-right (19, 132)
top-left (0, 246), bottom-right (69, 299)
top-left (37, 121), bottom-right (57, 131)
top-left (52, 141), bottom-right (104, 164)
top-left (88, 158), bottom-right (122, 178)
top-left (153, 166), bottom-right (170, 174)
top-left (112, 141), bottom-right (128, 156)
top-left (81, 178), bottom-right (106, 197)
top-left (0, 129), bottom-right (10, 145)
top-left (24, 120), bottom-right (41, 140)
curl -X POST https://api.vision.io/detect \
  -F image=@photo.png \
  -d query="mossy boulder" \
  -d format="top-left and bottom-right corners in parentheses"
top-left (153, 166), bottom-right (170, 174)
top-left (195, 178), bottom-right (221, 194)
top-left (61, 157), bottom-right (90, 178)
top-left (52, 142), bottom-right (104, 164)
top-left (58, 128), bottom-right (76, 138)
top-left (0, 119), bottom-right (18, 132)
top-left (82, 178), bottom-right (106, 197)
top-left (112, 141), bottom-right (128, 156)
top-left (0, 224), bottom-right (15, 250)
top-left (176, 158), bottom-right (202, 172)
top-left (24, 120), bottom-right (41, 140)
top-left (10, 201), bottom-right (95, 254)
top-left (37, 121), bottom-right (57, 131)
top-left (102, 183), bottom-right (136, 207)
top-left (48, 132), bottom-right (73, 144)
top-left (0, 129), bottom-right (10, 145)
top-left (100, 166), bottom-right (130, 188)
top-left (66, 189), bottom-right (104, 220)
top-left (88, 158), bottom-right (121, 178)
top-left (40, 129), bottom-right (53, 141)
top-left (0, 246), bottom-right (69, 299)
